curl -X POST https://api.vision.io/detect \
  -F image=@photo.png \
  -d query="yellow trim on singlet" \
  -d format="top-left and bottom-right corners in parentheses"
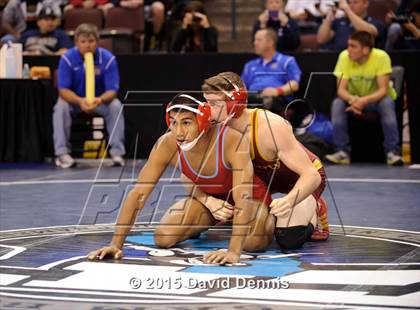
top-left (249, 109), bottom-right (255, 160)
top-left (254, 109), bottom-right (273, 162)
top-left (252, 108), bottom-right (324, 171)
top-left (313, 159), bottom-right (323, 170)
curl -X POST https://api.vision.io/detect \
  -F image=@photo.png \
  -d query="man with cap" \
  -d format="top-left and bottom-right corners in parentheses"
top-left (1, 0), bottom-right (62, 44)
top-left (19, 6), bottom-right (72, 55)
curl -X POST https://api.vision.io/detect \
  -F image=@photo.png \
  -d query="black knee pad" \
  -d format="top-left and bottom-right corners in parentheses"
top-left (274, 224), bottom-right (314, 250)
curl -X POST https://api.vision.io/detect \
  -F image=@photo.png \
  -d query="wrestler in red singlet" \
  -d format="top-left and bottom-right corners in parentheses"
top-left (178, 124), bottom-right (272, 208)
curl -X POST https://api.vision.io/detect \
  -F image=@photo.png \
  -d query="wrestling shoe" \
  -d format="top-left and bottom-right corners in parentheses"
top-left (310, 196), bottom-right (330, 241)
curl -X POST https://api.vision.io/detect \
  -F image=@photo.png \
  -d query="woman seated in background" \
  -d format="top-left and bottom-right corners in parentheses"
top-left (170, 0), bottom-right (218, 53)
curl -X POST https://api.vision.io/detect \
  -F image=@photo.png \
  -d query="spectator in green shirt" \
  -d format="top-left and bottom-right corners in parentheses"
top-left (325, 31), bottom-right (403, 166)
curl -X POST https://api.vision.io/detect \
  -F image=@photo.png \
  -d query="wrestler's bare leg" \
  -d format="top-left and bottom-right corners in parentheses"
top-left (155, 198), bottom-right (274, 252)
top-left (242, 200), bottom-right (275, 252)
top-left (154, 198), bottom-right (217, 248)
top-left (275, 195), bottom-right (317, 228)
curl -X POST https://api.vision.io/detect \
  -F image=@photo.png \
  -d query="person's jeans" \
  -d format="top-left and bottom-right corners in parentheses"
top-left (330, 96), bottom-right (400, 154)
top-left (53, 97), bottom-right (126, 157)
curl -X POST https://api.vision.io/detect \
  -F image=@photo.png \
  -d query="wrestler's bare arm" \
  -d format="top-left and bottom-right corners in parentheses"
top-left (263, 114), bottom-right (321, 205)
top-left (87, 134), bottom-right (177, 259)
top-left (180, 173), bottom-right (234, 221)
top-left (226, 131), bottom-right (254, 253)
top-left (203, 130), bottom-right (254, 263)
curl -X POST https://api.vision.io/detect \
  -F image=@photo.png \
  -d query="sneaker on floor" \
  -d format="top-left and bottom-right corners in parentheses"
top-left (112, 155), bottom-right (125, 167)
top-left (55, 154), bottom-right (76, 169)
top-left (310, 196), bottom-right (330, 241)
top-left (387, 152), bottom-right (404, 166)
top-left (325, 151), bottom-right (350, 165)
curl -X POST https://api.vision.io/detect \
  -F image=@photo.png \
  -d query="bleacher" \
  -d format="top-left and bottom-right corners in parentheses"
top-left (63, 6), bottom-right (144, 53)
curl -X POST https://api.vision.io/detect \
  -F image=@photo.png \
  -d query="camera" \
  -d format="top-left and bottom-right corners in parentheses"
top-left (268, 10), bottom-right (278, 19)
top-left (192, 13), bottom-right (202, 23)
top-left (391, 14), bottom-right (414, 24)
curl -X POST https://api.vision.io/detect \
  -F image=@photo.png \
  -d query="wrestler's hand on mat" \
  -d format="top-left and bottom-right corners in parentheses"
top-left (203, 249), bottom-right (240, 264)
top-left (87, 245), bottom-right (123, 260)
top-left (269, 197), bottom-right (294, 218)
top-left (205, 196), bottom-right (234, 221)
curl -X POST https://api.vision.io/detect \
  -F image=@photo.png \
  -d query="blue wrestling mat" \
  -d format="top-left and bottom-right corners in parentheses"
top-left (0, 224), bottom-right (419, 309)
top-left (1, 162), bottom-right (419, 309)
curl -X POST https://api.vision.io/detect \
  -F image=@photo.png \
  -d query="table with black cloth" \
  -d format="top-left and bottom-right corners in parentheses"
top-left (0, 79), bottom-right (55, 162)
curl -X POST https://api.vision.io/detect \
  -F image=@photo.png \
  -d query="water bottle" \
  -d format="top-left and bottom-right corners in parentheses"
top-left (22, 63), bottom-right (30, 79)
top-left (5, 41), bottom-right (17, 78)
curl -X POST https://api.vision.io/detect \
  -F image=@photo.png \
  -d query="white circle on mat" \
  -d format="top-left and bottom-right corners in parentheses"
top-left (148, 250), bottom-right (174, 257)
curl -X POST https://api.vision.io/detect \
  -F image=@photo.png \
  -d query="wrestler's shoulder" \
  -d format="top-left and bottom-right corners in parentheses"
top-left (256, 109), bottom-right (290, 130)
top-left (153, 132), bottom-right (177, 151)
top-left (223, 125), bottom-right (250, 146)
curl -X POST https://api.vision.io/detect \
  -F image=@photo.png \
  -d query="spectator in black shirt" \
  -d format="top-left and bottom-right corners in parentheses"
top-left (170, 0), bottom-right (217, 53)
top-left (252, 0), bottom-right (300, 52)
top-left (385, 0), bottom-right (420, 50)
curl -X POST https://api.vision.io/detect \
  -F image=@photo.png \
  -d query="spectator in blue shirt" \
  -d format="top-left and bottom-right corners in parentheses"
top-left (317, 0), bottom-right (384, 50)
top-left (53, 23), bottom-right (126, 168)
top-left (241, 28), bottom-right (301, 112)
top-left (20, 7), bottom-right (72, 55)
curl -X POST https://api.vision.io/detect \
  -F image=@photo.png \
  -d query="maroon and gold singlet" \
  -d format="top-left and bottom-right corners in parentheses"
top-left (250, 109), bottom-right (326, 200)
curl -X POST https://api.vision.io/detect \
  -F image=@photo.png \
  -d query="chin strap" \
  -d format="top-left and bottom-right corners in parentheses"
top-left (178, 131), bottom-right (205, 152)
top-left (179, 113), bottom-right (233, 152)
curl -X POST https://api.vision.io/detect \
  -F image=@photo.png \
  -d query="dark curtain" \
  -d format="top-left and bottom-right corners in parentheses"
top-left (0, 79), bottom-right (55, 162)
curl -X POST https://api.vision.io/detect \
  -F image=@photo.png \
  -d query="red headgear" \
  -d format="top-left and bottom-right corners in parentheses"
top-left (165, 94), bottom-right (211, 133)
top-left (220, 76), bottom-right (247, 118)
